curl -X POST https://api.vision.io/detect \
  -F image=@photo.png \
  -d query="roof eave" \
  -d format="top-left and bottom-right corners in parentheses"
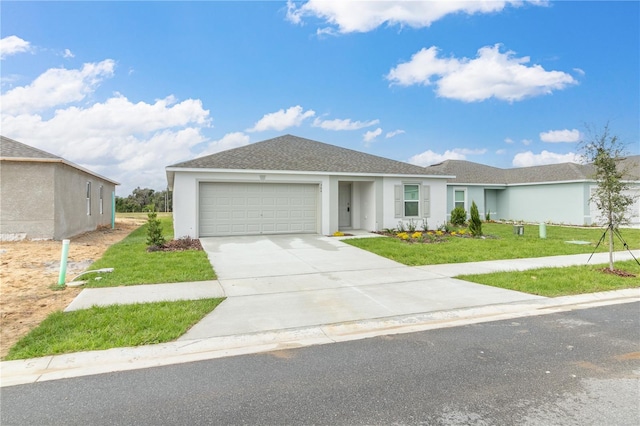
top-left (1, 156), bottom-right (120, 185)
top-left (164, 166), bottom-right (452, 179)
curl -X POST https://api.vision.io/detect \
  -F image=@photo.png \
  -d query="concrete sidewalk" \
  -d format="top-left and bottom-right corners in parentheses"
top-left (2, 289), bottom-right (638, 387)
top-left (2, 243), bottom-right (638, 388)
top-left (63, 249), bottom-right (639, 314)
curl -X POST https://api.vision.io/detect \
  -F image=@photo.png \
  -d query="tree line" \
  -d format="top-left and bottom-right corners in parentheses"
top-left (116, 187), bottom-right (172, 212)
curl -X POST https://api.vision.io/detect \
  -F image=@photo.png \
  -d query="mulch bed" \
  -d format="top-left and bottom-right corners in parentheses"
top-left (148, 237), bottom-right (203, 252)
top-left (599, 268), bottom-right (637, 278)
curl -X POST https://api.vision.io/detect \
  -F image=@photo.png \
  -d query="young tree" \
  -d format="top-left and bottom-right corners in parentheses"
top-left (468, 201), bottom-right (483, 237)
top-left (581, 124), bottom-right (636, 270)
top-left (146, 210), bottom-right (166, 248)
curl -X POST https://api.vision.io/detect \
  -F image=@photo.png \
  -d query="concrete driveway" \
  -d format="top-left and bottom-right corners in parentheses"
top-left (180, 234), bottom-right (543, 340)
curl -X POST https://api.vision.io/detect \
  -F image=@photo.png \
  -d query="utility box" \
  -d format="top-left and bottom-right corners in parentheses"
top-left (513, 225), bottom-right (524, 235)
top-left (539, 222), bottom-right (547, 238)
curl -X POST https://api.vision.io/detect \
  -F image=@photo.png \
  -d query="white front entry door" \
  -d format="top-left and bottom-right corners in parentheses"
top-left (339, 183), bottom-right (351, 228)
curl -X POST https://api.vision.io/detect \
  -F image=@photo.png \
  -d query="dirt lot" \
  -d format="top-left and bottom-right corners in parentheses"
top-left (0, 219), bottom-right (144, 358)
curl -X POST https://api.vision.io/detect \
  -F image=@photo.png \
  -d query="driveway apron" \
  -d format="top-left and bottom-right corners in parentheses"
top-left (180, 234), bottom-right (542, 340)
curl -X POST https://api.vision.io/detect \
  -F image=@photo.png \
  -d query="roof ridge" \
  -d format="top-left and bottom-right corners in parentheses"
top-left (168, 134), bottom-right (450, 177)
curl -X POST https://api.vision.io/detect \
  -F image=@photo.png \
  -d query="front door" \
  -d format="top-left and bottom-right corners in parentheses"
top-left (339, 183), bottom-right (352, 228)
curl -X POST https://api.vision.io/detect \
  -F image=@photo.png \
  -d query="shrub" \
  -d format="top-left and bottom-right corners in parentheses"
top-left (146, 211), bottom-right (166, 248)
top-left (469, 201), bottom-right (483, 237)
top-left (406, 219), bottom-right (418, 233)
top-left (450, 207), bottom-right (467, 226)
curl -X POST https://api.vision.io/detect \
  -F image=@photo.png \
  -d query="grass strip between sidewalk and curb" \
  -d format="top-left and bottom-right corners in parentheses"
top-left (456, 259), bottom-right (639, 297)
top-left (4, 298), bottom-right (224, 361)
top-left (82, 215), bottom-right (216, 287)
top-left (344, 223), bottom-right (640, 266)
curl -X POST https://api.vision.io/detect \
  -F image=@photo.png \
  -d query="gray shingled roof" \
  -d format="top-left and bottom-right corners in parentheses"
top-left (425, 156), bottom-right (639, 185)
top-left (425, 160), bottom-right (507, 184)
top-left (1, 136), bottom-right (62, 160)
top-left (168, 134), bottom-right (449, 176)
top-left (0, 135), bottom-right (119, 184)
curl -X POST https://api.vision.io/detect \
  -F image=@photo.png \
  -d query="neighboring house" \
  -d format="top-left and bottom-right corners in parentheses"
top-left (0, 136), bottom-right (119, 240)
top-left (166, 134), bottom-right (451, 237)
top-left (425, 156), bottom-right (640, 227)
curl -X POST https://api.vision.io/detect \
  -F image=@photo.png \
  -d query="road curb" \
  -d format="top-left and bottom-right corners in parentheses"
top-left (2, 288), bottom-right (638, 388)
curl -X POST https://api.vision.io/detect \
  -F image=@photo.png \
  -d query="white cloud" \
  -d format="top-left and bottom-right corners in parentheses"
top-left (63, 49), bottom-right (74, 58)
top-left (505, 137), bottom-right (514, 144)
top-left (409, 147), bottom-right (487, 166)
top-left (363, 128), bottom-right (383, 145)
top-left (0, 35), bottom-right (31, 59)
top-left (512, 150), bottom-right (581, 167)
top-left (247, 105), bottom-right (315, 132)
top-left (1, 60), bottom-right (212, 194)
top-left (287, 0), bottom-right (545, 34)
top-left (386, 129), bottom-right (405, 138)
top-left (198, 132), bottom-right (250, 157)
top-left (496, 149), bottom-right (507, 155)
top-left (387, 44), bottom-right (577, 102)
top-left (312, 117), bottom-right (379, 130)
top-left (539, 128), bottom-right (580, 143)
top-left (1, 59), bottom-right (115, 114)
top-left (522, 139), bottom-right (532, 146)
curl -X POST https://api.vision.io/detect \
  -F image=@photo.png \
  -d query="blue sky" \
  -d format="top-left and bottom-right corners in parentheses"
top-left (1, 1), bottom-right (638, 195)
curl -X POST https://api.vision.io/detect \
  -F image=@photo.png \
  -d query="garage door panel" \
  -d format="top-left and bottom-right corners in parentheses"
top-left (199, 182), bottom-right (318, 236)
top-left (247, 210), bottom-right (261, 219)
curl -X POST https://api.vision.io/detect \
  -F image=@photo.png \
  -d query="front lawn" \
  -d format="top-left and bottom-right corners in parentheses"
top-left (457, 259), bottom-right (640, 297)
top-left (82, 215), bottom-right (216, 287)
top-left (4, 214), bottom-right (222, 360)
top-left (4, 299), bottom-right (224, 360)
top-left (344, 223), bottom-right (640, 266)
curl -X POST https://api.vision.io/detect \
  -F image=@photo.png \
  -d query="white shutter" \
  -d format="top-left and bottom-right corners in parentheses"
top-left (422, 185), bottom-right (430, 218)
top-left (394, 185), bottom-right (402, 218)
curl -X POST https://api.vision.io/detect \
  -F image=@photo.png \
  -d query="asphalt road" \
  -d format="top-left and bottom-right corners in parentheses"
top-left (2, 302), bottom-right (639, 425)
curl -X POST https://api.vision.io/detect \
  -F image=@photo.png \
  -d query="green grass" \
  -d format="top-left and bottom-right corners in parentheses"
top-left (344, 223), bottom-right (640, 266)
top-left (82, 215), bottom-right (216, 287)
top-left (4, 299), bottom-right (224, 360)
top-left (457, 260), bottom-right (640, 297)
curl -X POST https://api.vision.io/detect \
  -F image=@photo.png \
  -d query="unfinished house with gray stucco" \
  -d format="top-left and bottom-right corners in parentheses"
top-left (0, 136), bottom-right (119, 240)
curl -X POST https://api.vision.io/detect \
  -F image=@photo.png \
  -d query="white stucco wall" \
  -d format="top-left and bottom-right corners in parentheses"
top-left (173, 170), bottom-right (330, 237)
top-left (171, 170), bottom-right (449, 237)
top-left (381, 177), bottom-right (448, 231)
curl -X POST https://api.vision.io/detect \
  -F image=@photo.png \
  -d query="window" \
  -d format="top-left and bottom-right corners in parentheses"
top-left (86, 182), bottom-right (92, 216)
top-left (404, 184), bottom-right (419, 217)
top-left (395, 184), bottom-right (430, 219)
top-left (454, 189), bottom-right (465, 210)
top-left (99, 185), bottom-right (104, 215)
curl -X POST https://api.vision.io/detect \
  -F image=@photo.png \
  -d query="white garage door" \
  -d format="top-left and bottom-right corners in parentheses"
top-left (199, 182), bottom-right (318, 236)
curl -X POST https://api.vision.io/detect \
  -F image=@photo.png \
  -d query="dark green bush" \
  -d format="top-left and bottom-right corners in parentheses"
top-left (450, 207), bottom-right (467, 226)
